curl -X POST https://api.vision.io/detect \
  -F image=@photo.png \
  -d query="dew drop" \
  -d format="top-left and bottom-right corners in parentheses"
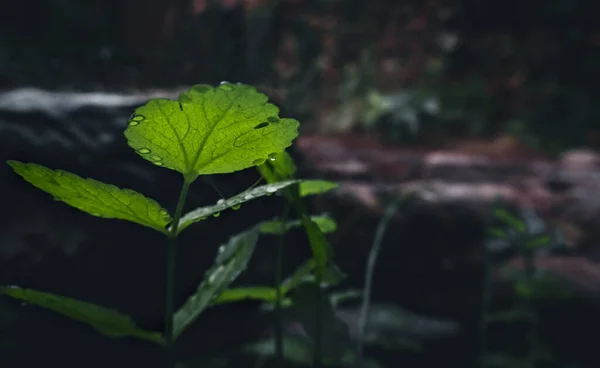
top-left (219, 82), bottom-right (234, 91)
top-left (212, 212), bottom-right (220, 218)
top-left (231, 203), bottom-right (241, 210)
top-left (217, 198), bottom-right (225, 205)
top-left (267, 116), bottom-right (280, 123)
top-left (243, 194), bottom-right (254, 201)
top-left (154, 161), bottom-right (164, 166)
top-left (128, 114), bottom-right (146, 126)
top-left (252, 158), bottom-right (265, 165)
top-left (218, 246), bottom-right (225, 253)
top-left (268, 153), bottom-right (277, 159)
top-left (254, 122), bottom-right (269, 129)
top-left (159, 209), bottom-right (169, 216)
top-left (266, 186), bottom-right (279, 193)
top-left (137, 148), bottom-right (151, 154)
top-left (151, 155), bottom-right (162, 161)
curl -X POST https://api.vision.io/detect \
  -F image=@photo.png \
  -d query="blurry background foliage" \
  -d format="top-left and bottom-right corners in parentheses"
top-left (2, 0), bottom-right (599, 154)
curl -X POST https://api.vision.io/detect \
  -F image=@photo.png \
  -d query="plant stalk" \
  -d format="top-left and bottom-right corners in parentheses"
top-left (165, 179), bottom-right (192, 368)
top-left (356, 201), bottom-right (397, 367)
top-left (274, 204), bottom-right (290, 367)
top-left (313, 272), bottom-right (323, 368)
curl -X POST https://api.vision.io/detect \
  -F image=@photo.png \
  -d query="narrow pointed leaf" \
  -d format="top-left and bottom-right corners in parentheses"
top-left (124, 83), bottom-right (299, 181)
top-left (0, 286), bottom-right (163, 344)
top-left (212, 286), bottom-right (277, 305)
top-left (176, 180), bottom-right (300, 233)
top-left (7, 161), bottom-right (171, 234)
top-left (173, 226), bottom-right (260, 339)
top-left (298, 180), bottom-right (340, 197)
top-left (300, 215), bottom-right (335, 279)
top-left (260, 214), bottom-right (337, 235)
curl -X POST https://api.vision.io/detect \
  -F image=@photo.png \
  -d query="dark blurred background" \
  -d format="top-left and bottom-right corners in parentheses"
top-left (2, 1), bottom-right (600, 368)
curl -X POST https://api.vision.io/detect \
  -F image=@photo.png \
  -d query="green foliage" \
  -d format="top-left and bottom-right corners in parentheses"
top-left (4, 82), bottom-right (331, 368)
top-left (4, 80), bottom-right (348, 368)
top-left (173, 226), bottom-right (260, 339)
top-left (124, 83), bottom-right (299, 182)
top-left (0, 286), bottom-right (163, 344)
top-left (7, 161), bottom-right (172, 234)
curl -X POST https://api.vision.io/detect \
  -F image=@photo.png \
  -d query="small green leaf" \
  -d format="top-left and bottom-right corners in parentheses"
top-left (212, 286), bottom-right (277, 305)
top-left (260, 151), bottom-right (297, 180)
top-left (173, 226), bottom-right (260, 339)
top-left (177, 180), bottom-right (300, 233)
top-left (7, 161), bottom-right (171, 233)
top-left (487, 227), bottom-right (507, 238)
top-left (260, 214), bottom-right (337, 235)
top-left (124, 83), bottom-right (300, 181)
top-left (523, 235), bottom-right (551, 250)
top-left (494, 208), bottom-right (526, 233)
top-left (0, 286), bottom-right (163, 344)
top-left (298, 180), bottom-right (340, 197)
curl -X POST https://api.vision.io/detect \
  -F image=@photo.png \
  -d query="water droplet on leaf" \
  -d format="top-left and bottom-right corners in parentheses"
top-left (212, 212), bottom-right (220, 217)
top-left (219, 82), bottom-right (234, 91)
top-left (252, 158), bottom-right (265, 165)
top-left (231, 203), bottom-right (241, 210)
top-left (154, 161), bottom-right (164, 166)
top-left (266, 186), bottom-right (279, 193)
top-left (128, 114), bottom-right (145, 126)
top-left (151, 155), bottom-right (162, 161)
top-left (267, 116), bottom-right (280, 123)
top-left (137, 148), bottom-right (151, 154)
top-left (217, 199), bottom-right (225, 205)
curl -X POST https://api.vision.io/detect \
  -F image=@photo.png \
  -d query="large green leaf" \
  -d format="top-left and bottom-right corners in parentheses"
top-left (259, 214), bottom-right (337, 235)
top-left (173, 226), bottom-right (260, 339)
top-left (124, 83), bottom-right (299, 181)
top-left (176, 180), bottom-right (300, 233)
top-left (7, 161), bottom-right (171, 234)
top-left (0, 286), bottom-right (163, 344)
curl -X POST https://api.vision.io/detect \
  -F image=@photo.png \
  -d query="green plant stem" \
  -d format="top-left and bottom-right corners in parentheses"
top-left (165, 179), bottom-right (192, 368)
top-left (274, 204), bottom-right (290, 367)
top-left (356, 202), bottom-right (397, 367)
top-left (313, 272), bottom-right (323, 368)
